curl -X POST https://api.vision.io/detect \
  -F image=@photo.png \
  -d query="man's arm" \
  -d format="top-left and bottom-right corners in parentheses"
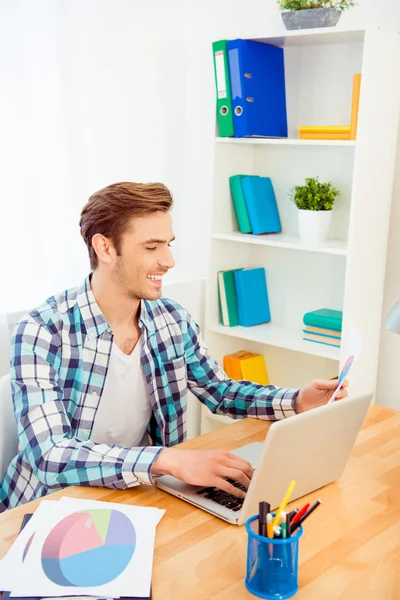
top-left (11, 319), bottom-right (163, 491)
top-left (183, 312), bottom-right (299, 420)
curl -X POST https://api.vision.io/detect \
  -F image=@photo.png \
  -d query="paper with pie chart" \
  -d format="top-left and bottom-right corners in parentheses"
top-left (328, 324), bottom-right (362, 404)
top-left (9, 498), bottom-right (165, 598)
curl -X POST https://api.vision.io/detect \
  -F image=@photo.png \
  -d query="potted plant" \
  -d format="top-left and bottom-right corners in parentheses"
top-left (277, 1), bottom-right (355, 30)
top-left (289, 176), bottom-right (339, 245)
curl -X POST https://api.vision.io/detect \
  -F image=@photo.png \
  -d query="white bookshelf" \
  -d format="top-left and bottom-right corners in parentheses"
top-left (201, 27), bottom-right (400, 434)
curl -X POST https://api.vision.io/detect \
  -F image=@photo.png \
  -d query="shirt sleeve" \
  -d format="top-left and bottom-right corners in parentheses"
top-left (183, 312), bottom-right (299, 421)
top-left (11, 319), bottom-right (163, 491)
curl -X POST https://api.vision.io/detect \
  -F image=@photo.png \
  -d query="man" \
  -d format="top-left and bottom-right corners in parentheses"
top-left (0, 182), bottom-right (348, 512)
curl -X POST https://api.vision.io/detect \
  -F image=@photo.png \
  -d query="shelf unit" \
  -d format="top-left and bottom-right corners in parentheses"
top-left (201, 26), bottom-right (400, 434)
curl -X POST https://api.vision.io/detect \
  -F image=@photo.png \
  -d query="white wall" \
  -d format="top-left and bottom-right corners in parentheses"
top-left (0, 0), bottom-right (189, 313)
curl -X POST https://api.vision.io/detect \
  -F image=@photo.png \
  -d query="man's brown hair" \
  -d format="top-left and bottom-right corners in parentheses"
top-left (79, 182), bottom-right (173, 270)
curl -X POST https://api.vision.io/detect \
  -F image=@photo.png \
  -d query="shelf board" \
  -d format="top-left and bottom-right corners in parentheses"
top-left (209, 323), bottom-right (340, 360)
top-left (216, 137), bottom-right (356, 147)
top-left (213, 232), bottom-right (348, 256)
top-left (250, 27), bottom-right (365, 48)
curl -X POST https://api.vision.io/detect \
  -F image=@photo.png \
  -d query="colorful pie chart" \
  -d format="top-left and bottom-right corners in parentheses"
top-left (339, 355), bottom-right (354, 383)
top-left (41, 509), bottom-right (136, 587)
top-left (23, 532), bottom-right (35, 562)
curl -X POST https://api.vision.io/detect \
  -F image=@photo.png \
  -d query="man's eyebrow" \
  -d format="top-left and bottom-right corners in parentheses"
top-left (141, 236), bottom-right (176, 245)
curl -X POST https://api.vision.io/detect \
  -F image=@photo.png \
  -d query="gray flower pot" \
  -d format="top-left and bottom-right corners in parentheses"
top-left (281, 8), bottom-right (342, 30)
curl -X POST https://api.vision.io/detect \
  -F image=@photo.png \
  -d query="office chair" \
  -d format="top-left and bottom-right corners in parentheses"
top-left (0, 374), bottom-right (18, 479)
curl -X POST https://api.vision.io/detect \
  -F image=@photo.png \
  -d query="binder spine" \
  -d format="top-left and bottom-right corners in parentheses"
top-left (228, 44), bottom-right (247, 138)
top-left (212, 40), bottom-right (234, 137)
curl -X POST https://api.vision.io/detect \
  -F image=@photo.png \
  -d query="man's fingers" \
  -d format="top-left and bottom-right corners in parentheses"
top-left (314, 378), bottom-right (338, 390)
top-left (227, 454), bottom-right (254, 481)
top-left (222, 467), bottom-right (252, 490)
top-left (216, 477), bottom-right (246, 499)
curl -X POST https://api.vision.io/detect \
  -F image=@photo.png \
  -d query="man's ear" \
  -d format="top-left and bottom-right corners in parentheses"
top-left (91, 233), bottom-right (115, 266)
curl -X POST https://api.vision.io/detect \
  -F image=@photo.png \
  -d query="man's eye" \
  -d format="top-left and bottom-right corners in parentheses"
top-left (146, 247), bottom-right (157, 251)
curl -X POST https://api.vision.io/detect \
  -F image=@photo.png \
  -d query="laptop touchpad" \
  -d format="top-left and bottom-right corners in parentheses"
top-left (231, 442), bottom-right (263, 469)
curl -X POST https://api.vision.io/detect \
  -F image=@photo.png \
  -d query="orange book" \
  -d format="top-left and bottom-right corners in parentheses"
top-left (224, 350), bottom-right (253, 379)
top-left (300, 132), bottom-right (351, 140)
top-left (350, 73), bottom-right (362, 140)
top-left (299, 126), bottom-right (351, 134)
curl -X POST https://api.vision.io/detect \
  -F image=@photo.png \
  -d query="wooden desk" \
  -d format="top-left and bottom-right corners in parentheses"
top-left (1, 404), bottom-right (399, 599)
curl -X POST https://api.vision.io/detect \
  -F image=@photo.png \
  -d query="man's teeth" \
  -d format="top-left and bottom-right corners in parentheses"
top-left (147, 275), bottom-right (162, 281)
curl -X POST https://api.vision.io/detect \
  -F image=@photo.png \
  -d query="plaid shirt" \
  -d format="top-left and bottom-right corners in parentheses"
top-left (0, 276), bottom-right (298, 511)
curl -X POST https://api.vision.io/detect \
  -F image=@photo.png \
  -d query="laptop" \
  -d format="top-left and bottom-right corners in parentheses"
top-left (156, 393), bottom-right (372, 525)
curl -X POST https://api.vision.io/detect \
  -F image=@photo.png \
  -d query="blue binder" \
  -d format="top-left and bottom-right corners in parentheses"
top-left (226, 40), bottom-right (288, 138)
top-left (241, 176), bottom-right (282, 235)
top-left (234, 268), bottom-right (271, 327)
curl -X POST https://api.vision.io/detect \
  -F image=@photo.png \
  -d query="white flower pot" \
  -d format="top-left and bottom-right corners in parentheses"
top-left (297, 209), bottom-right (332, 246)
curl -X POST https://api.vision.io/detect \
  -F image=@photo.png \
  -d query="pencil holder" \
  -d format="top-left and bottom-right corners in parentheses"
top-left (245, 515), bottom-right (303, 599)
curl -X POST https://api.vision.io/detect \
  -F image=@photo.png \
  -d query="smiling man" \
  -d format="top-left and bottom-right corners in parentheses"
top-left (0, 182), bottom-right (348, 511)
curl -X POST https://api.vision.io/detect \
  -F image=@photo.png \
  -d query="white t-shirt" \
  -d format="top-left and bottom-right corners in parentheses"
top-left (90, 337), bottom-right (152, 447)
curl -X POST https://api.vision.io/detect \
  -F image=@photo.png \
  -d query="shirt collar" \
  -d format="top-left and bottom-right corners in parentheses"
top-left (77, 275), bottom-right (155, 338)
top-left (77, 276), bottom-right (109, 339)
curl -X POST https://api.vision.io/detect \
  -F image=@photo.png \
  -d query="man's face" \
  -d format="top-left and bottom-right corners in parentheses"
top-left (111, 211), bottom-right (175, 301)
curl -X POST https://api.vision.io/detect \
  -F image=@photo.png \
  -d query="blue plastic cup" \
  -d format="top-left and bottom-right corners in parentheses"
top-left (245, 515), bottom-right (303, 599)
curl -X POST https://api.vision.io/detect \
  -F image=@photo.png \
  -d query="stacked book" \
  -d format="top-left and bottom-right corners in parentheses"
top-left (229, 175), bottom-right (282, 235)
top-left (218, 267), bottom-right (271, 327)
top-left (299, 125), bottom-right (352, 141)
top-left (303, 308), bottom-right (343, 348)
top-left (224, 350), bottom-right (269, 385)
top-left (299, 73), bottom-right (361, 141)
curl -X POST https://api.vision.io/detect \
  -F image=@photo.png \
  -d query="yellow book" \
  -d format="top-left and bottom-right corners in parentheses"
top-left (299, 125), bottom-right (351, 134)
top-left (303, 333), bottom-right (341, 348)
top-left (240, 354), bottom-right (269, 385)
top-left (300, 132), bottom-right (351, 140)
top-left (224, 350), bottom-right (253, 379)
top-left (304, 325), bottom-right (341, 338)
top-left (350, 73), bottom-right (361, 140)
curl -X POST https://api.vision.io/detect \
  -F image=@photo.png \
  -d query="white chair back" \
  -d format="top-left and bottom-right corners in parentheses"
top-left (0, 374), bottom-right (19, 479)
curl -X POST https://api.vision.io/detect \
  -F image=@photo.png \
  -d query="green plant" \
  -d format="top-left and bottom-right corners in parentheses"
top-left (277, 0), bottom-right (355, 11)
top-left (289, 176), bottom-right (339, 211)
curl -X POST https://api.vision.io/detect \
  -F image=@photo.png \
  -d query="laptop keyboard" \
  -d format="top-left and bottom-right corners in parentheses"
top-left (195, 479), bottom-right (246, 512)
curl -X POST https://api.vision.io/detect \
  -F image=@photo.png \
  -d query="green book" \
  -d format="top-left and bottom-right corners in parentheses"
top-left (229, 175), bottom-right (253, 233)
top-left (212, 40), bottom-right (234, 137)
top-left (218, 270), bottom-right (240, 327)
top-left (303, 309), bottom-right (343, 332)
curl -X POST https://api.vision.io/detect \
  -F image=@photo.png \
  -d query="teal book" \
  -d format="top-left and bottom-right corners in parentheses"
top-left (241, 176), bottom-right (282, 235)
top-left (234, 268), bottom-right (271, 327)
top-left (218, 270), bottom-right (240, 327)
top-left (229, 175), bottom-right (253, 234)
top-left (303, 309), bottom-right (343, 332)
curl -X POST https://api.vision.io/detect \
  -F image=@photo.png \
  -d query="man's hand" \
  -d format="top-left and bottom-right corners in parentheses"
top-left (295, 378), bottom-right (349, 413)
top-left (151, 448), bottom-right (254, 498)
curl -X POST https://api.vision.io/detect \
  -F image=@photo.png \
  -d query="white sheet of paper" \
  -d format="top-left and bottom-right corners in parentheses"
top-left (57, 496), bottom-right (165, 526)
top-left (10, 499), bottom-right (164, 598)
top-left (328, 324), bottom-right (362, 404)
top-left (0, 500), bottom-right (60, 592)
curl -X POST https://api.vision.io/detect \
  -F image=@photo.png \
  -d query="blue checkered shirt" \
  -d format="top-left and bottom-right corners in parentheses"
top-left (0, 276), bottom-right (298, 511)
